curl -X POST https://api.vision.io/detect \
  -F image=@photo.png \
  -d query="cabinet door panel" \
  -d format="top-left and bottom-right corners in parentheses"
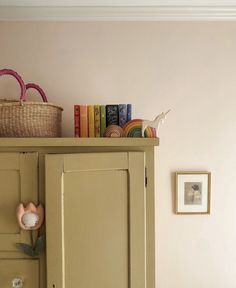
top-left (46, 152), bottom-right (146, 288)
top-left (0, 259), bottom-right (39, 287)
top-left (0, 153), bottom-right (38, 251)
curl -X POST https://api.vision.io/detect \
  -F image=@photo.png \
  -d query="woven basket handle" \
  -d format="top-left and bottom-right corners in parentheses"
top-left (25, 83), bottom-right (48, 103)
top-left (0, 68), bottom-right (26, 100)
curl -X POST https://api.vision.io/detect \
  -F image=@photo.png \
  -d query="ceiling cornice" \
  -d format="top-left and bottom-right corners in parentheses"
top-left (1, 5), bottom-right (236, 21)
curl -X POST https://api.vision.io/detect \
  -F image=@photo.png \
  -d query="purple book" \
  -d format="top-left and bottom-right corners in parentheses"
top-left (127, 104), bottom-right (132, 122)
top-left (118, 104), bottom-right (127, 127)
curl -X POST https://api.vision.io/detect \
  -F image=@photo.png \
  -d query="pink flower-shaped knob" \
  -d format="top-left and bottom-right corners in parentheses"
top-left (16, 202), bottom-right (44, 230)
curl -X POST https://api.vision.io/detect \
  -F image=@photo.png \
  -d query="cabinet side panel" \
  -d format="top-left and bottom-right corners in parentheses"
top-left (145, 147), bottom-right (156, 288)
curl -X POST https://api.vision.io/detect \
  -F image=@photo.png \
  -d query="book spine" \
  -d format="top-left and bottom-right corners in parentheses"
top-left (127, 104), bottom-right (132, 122)
top-left (88, 105), bottom-right (95, 137)
top-left (100, 105), bottom-right (106, 137)
top-left (118, 104), bottom-right (127, 127)
top-left (79, 105), bottom-right (88, 137)
top-left (74, 105), bottom-right (80, 137)
top-left (106, 105), bottom-right (119, 126)
top-left (94, 105), bottom-right (101, 137)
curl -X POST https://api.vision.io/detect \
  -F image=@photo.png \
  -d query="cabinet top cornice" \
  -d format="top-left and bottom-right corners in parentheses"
top-left (0, 137), bottom-right (159, 147)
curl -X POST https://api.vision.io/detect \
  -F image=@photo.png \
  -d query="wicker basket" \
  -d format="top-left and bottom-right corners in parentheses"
top-left (0, 69), bottom-right (63, 137)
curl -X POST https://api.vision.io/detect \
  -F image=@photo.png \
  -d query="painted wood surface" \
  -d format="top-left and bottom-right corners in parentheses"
top-left (46, 152), bottom-right (146, 288)
top-left (0, 259), bottom-right (39, 287)
top-left (0, 138), bottom-right (159, 147)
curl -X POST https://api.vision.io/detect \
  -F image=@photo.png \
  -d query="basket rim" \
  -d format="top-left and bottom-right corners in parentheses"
top-left (0, 99), bottom-right (63, 110)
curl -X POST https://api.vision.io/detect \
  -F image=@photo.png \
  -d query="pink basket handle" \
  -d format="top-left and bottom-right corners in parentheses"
top-left (25, 83), bottom-right (48, 103)
top-left (0, 68), bottom-right (26, 100)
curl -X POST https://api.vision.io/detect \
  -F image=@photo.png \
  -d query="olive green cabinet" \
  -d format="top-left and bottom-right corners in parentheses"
top-left (0, 138), bottom-right (158, 288)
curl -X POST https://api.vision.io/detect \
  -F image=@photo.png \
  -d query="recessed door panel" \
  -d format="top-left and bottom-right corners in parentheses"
top-left (64, 170), bottom-right (128, 288)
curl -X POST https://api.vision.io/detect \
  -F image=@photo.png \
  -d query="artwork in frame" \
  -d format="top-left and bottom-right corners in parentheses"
top-left (175, 172), bottom-right (211, 214)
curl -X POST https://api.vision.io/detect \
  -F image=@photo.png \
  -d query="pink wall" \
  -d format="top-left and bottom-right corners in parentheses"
top-left (0, 21), bottom-right (236, 288)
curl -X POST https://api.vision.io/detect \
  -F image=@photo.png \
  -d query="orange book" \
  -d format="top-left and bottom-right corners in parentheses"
top-left (79, 105), bottom-right (88, 137)
top-left (88, 105), bottom-right (95, 137)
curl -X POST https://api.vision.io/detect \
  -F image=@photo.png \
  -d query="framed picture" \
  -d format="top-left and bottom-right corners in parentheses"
top-left (175, 172), bottom-right (211, 214)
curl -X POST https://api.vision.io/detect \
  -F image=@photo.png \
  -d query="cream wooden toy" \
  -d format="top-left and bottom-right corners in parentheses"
top-left (142, 109), bottom-right (171, 137)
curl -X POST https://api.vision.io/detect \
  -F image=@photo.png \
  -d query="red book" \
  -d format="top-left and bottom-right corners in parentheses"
top-left (79, 105), bottom-right (88, 137)
top-left (74, 105), bottom-right (80, 137)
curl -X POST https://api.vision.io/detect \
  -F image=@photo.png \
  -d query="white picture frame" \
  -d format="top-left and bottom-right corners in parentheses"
top-left (175, 172), bottom-right (211, 214)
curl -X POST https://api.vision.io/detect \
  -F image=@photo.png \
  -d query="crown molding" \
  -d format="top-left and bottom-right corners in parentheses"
top-left (0, 5), bottom-right (236, 21)
top-left (1, 0), bottom-right (236, 6)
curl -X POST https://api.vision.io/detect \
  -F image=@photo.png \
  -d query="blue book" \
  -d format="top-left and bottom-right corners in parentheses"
top-left (127, 104), bottom-right (132, 122)
top-left (118, 104), bottom-right (127, 127)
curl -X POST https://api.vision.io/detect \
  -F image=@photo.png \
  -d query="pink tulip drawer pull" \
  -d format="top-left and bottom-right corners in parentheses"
top-left (16, 202), bottom-right (45, 257)
top-left (12, 277), bottom-right (24, 288)
top-left (16, 202), bottom-right (44, 230)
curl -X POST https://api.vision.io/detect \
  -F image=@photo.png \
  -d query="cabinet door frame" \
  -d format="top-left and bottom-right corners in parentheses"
top-left (46, 152), bottom-right (146, 288)
top-left (0, 152), bottom-right (38, 251)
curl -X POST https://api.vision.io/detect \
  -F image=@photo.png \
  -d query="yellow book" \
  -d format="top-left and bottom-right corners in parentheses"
top-left (88, 105), bottom-right (95, 137)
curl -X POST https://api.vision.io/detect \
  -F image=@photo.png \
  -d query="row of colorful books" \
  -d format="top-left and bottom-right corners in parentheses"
top-left (74, 104), bottom-right (132, 137)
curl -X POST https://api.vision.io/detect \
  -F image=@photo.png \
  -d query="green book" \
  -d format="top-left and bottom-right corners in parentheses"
top-left (100, 105), bottom-right (106, 137)
top-left (94, 105), bottom-right (101, 137)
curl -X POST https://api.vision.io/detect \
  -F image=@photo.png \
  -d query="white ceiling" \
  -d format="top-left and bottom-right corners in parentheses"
top-left (0, 0), bottom-right (236, 20)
